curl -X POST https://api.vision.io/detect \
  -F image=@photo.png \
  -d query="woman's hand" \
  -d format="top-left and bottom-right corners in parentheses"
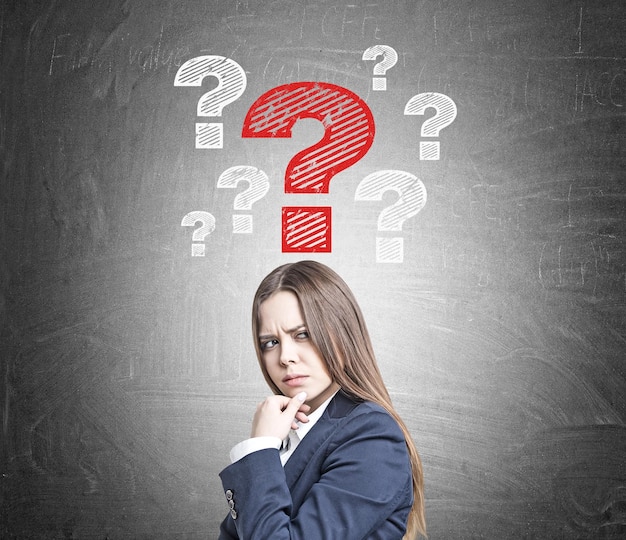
top-left (251, 392), bottom-right (311, 440)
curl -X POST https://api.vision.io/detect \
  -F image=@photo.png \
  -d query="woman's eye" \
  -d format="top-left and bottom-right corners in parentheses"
top-left (260, 339), bottom-right (278, 351)
top-left (295, 330), bottom-right (309, 340)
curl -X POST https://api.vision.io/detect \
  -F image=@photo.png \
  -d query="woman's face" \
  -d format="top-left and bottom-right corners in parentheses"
top-left (258, 290), bottom-right (339, 412)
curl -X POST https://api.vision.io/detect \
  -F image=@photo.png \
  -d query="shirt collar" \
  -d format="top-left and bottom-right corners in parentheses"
top-left (292, 390), bottom-right (339, 442)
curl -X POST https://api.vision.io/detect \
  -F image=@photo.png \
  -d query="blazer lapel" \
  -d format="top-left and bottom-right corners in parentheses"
top-left (284, 391), bottom-right (360, 488)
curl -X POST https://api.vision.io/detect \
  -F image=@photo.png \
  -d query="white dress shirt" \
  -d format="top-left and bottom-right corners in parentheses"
top-left (229, 392), bottom-right (338, 466)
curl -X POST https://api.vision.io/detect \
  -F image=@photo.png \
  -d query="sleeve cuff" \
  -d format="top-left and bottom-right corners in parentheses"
top-left (229, 436), bottom-right (282, 463)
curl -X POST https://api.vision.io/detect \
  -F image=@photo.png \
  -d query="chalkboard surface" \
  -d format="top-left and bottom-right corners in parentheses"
top-left (1, 1), bottom-right (625, 538)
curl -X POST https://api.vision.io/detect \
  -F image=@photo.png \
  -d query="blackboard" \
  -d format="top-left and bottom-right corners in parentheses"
top-left (1, 0), bottom-right (625, 538)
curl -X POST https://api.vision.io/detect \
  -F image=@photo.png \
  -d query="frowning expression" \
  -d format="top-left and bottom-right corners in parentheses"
top-left (258, 290), bottom-right (339, 412)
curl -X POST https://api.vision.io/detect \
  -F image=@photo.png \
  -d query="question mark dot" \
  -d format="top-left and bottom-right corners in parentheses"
top-left (420, 141), bottom-right (440, 160)
top-left (196, 123), bottom-right (224, 149)
top-left (372, 77), bottom-right (387, 91)
top-left (282, 206), bottom-right (332, 253)
top-left (376, 238), bottom-right (404, 263)
top-left (233, 215), bottom-right (253, 234)
top-left (191, 244), bottom-right (206, 257)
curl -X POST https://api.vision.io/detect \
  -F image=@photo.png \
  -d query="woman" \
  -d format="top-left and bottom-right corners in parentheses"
top-left (218, 260), bottom-right (426, 539)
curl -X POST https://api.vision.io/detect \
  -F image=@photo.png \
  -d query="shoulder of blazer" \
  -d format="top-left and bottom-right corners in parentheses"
top-left (326, 389), bottom-right (393, 423)
top-left (326, 389), bottom-right (362, 418)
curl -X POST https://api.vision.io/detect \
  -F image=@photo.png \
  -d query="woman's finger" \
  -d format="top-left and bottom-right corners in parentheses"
top-left (251, 392), bottom-right (307, 439)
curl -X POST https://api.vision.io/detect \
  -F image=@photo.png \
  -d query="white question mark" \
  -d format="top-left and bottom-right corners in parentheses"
top-left (217, 166), bottom-right (270, 234)
top-left (362, 45), bottom-right (398, 91)
top-left (355, 170), bottom-right (427, 263)
top-left (404, 92), bottom-right (457, 160)
top-left (181, 211), bottom-right (216, 256)
top-left (174, 55), bottom-right (247, 149)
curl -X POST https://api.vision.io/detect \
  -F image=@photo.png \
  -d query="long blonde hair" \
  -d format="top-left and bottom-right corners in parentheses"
top-left (252, 260), bottom-right (426, 539)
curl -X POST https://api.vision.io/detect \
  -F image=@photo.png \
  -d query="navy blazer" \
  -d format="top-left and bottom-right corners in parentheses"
top-left (218, 390), bottom-right (413, 539)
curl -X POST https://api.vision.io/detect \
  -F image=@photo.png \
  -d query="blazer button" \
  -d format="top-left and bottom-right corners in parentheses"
top-left (225, 490), bottom-right (237, 519)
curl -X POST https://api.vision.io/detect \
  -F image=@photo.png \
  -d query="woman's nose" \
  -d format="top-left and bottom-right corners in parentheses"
top-left (279, 340), bottom-right (297, 366)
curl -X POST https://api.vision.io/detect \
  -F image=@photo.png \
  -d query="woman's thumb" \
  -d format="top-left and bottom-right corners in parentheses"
top-left (289, 391), bottom-right (307, 411)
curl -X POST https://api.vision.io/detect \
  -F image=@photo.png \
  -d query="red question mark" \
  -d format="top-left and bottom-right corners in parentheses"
top-left (242, 82), bottom-right (375, 252)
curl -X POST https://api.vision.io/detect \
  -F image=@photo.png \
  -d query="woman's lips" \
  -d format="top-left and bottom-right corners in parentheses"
top-left (283, 375), bottom-right (308, 387)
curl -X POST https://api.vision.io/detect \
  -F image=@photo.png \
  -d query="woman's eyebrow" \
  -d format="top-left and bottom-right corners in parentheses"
top-left (258, 324), bottom-right (306, 340)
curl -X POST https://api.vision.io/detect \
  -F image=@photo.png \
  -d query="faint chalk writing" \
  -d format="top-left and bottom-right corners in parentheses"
top-left (575, 69), bottom-right (626, 112)
top-left (49, 26), bottom-right (190, 77)
top-left (575, 7), bottom-right (584, 55)
top-left (321, 4), bottom-right (382, 40)
top-left (259, 54), bottom-right (362, 90)
top-left (433, 8), bottom-right (523, 53)
top-left (538, 240), bottom-right (624, 295)
top-left (448, 184), bottom-right (503, 225)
